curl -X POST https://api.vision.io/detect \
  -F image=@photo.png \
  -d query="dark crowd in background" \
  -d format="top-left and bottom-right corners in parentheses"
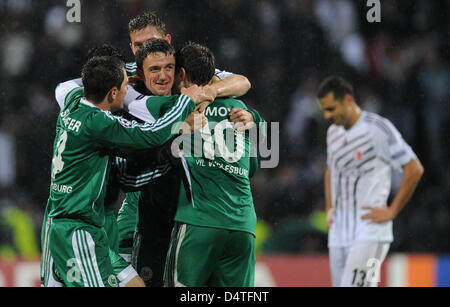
top-left (0, 0), bottom-right (449, 259)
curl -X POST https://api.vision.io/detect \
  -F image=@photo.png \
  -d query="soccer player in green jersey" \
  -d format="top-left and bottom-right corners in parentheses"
top-left (164, 43), bottom-right (263, 287)
top-left (41, 44), bottom-right (139, 287)
top-left (117, 12), bottom-right (253, 264)
top-left (41, 55), bottom-right (207, 287)
top-left (85, 44), bottom-right (128, 254)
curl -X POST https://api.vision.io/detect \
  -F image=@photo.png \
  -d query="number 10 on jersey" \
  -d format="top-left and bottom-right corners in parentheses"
top-left (177, 119), bottom-right (246, 163)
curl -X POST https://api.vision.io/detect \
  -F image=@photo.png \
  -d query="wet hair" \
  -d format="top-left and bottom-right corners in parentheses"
top-left (135, 38), bottom-right (175, 71)
top-left (317, 76), bottom-right (354, 101)
top-left (128, 11), bottom-right (166, 36)
top-left (176, 42), bottom-right (215, 86)
top-left (81, 56), bottom-right (125, 103)
top-left (86, 43), bottom-right (126, 62)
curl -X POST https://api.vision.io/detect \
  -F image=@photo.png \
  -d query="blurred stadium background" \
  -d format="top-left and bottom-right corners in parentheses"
top-left (0, 0), bottom-right (449, 286)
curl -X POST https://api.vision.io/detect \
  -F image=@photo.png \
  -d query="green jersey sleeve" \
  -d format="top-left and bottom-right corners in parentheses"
top-left (55, 79), bottom-right (83, 109)
top-left (85, 94), bottom-right (194, 150)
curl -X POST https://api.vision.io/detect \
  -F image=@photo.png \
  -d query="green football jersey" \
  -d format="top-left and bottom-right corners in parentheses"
top-left (175, 97), bottom-right (258, 235)
top-left (46, 85), bottom-right (195, 228)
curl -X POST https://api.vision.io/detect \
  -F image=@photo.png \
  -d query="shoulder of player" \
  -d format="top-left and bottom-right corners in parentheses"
top-left (56, 83), bottom-right (83, 109)
top-left (212, 97), bottom-right (247, 109)
top-left (57, 99), bottom-right (105, 133)
top-left (66, 86), bottom-right (84, 101)
top-left (59, 87), bottom-right (84, 112)
top-left (326, 124), bottom-right (342, 140)
top-left (327, 124), bottom-right (339, 134)
top-left (84, 107), bottom-right (134, 130)
top-left (361, 111), bottom-right (397, 139)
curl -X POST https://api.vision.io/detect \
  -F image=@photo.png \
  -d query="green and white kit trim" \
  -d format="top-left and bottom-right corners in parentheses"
top-left (71, 230), bottom-right (106, 287)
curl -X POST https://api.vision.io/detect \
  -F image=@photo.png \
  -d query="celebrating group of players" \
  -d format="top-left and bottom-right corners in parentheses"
top-left (40, 11), bottom-right (424, 288)
top-left (40, 11), bottom-right (263, 287)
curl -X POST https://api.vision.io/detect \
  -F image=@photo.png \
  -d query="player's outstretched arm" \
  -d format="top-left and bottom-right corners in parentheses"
top-left (206, 74), bottom-right (251, 98)
top-left (88, 94), bottom-right (196, 150)
top-left (362, 158), bottom-right (424, 223)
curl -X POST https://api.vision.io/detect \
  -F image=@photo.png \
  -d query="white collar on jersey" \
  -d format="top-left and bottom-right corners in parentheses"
top-left (80, 98), bottom-right (97, 108)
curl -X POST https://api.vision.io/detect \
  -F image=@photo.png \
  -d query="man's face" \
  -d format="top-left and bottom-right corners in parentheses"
top-left (110, 69), bottom-right (128, 112)
top-left (129, 25), bottom-right (171, 55)
top-left (318, 92), bottom-right (351, 126)
top-left (142, 52), bottom-right (175, 96)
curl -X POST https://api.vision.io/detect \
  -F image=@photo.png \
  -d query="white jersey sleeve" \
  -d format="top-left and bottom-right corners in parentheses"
top-left (124, 85), bottom-right (156, 123)
top-left (214, 68), bottom-right (233, 80)
top-left (55, 78), bottom-right (82, 109)
top-left (372, 118), bottom-right (416, 170)
top-left (123, 84), bottom-right (145, 107)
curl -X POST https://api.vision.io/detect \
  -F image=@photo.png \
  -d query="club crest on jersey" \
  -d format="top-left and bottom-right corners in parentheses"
top-left (108, 275), bottom-right (118, 287)
top-left (354, 151), bottom-right (363, 161)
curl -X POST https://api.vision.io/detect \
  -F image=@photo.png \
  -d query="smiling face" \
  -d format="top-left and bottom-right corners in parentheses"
top-left (141, 51), bottom-right (175, 96)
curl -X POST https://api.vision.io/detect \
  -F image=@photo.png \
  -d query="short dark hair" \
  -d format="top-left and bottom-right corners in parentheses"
top-left (135, 39), bottom-right (175, 71)
top-left (317, 76), bottom-right (354, 101)
top-left (128, 11), bottom-right (166, 36)
top-left (81, 56), bottom-right (125, 103)
top-left (176, 42), bottom-right (215, 86)
top-left (86, 43), bottom-right (126, 62)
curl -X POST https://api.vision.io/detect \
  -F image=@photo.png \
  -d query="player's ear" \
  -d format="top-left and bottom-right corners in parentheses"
top-left (165, 34), bottom-right (172, 44)
top-left (177, 67), bottom-right (186, 82)
top-left (344, 94), bottom-right (353, 105)
top-left (174, 68), bottom-right (186, 90)
top-left (107, 87), bottom-right (118, 104)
